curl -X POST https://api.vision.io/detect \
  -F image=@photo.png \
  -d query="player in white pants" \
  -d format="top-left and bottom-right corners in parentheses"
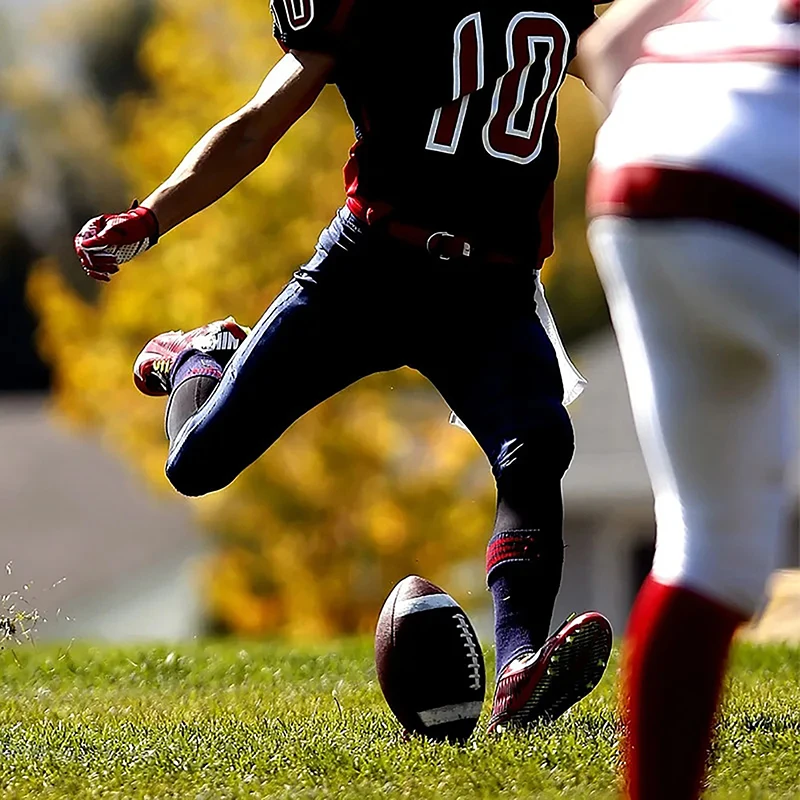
top-left (577, 1), bottom-right (799, 798)
top-left (590, 220), bottom-right (798, 614)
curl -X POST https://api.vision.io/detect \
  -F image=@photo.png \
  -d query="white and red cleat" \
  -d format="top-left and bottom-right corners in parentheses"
top-left (488, 611), bottom-right (613, 733)
top-left (133, 316), bottom-right (249, 397)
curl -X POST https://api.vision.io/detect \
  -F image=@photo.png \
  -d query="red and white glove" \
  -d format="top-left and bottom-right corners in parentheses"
top-left (74, 202), bottom-right (159, 282)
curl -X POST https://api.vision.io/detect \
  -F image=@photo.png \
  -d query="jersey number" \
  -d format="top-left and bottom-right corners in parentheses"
top-left (426, 12), bottom-right (570, 164)
top-left (281, 0), bottom-right (314, 31)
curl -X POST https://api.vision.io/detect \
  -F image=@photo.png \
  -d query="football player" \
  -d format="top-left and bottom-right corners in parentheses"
top-left (580, 0), bottom-right (799, 796)
top-left (74, 0), bottom-right (612, 731)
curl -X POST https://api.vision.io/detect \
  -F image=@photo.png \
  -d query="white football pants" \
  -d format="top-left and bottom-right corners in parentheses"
top-left (589, 218), bottom-right (799, 616)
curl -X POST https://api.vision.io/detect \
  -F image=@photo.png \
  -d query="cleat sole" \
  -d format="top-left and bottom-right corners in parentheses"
top-left (489, 613), bottom-right (613, 733)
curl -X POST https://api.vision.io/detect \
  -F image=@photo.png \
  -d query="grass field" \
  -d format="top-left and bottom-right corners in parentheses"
top-left (0, 641), bottom-right (798, 799)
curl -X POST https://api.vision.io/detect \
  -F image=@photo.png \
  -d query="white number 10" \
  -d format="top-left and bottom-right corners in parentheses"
top-left (426, 11), bottom-right (571, 165)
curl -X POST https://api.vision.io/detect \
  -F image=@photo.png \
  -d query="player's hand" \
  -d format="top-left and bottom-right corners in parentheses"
top-left (74, 202), bottom-right (159, 282)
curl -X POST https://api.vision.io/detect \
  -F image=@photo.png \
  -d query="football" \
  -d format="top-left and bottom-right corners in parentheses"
top-left (375, 575), bottom-right (486, 742)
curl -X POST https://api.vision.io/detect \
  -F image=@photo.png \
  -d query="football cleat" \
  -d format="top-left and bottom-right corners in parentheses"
top-left (133, 316), bottom-right (249, 397)
top-left (488, 611), bottom-right (612, 734)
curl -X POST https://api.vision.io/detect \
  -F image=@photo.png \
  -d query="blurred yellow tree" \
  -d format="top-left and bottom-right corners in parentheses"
top-left (29, 0), bottom-right (603, 638)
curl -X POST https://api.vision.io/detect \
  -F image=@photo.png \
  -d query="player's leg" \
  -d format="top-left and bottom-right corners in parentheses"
top-left (135, 208), bottom-right (401, 497)
top-left (412, 266), bottom-right (611, 730)
top-left (133, 316), bottom-right (250, 437)
top-left (589, 218), bottom-right (799, 800)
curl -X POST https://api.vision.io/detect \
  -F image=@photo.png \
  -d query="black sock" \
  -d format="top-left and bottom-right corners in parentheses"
top-left (488, 538), bottom-right (564, 675)
top-left (487, 472), bottom-right (567, 676)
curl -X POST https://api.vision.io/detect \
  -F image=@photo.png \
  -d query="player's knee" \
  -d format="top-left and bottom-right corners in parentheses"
top-left (165, 454), bottom-right (208, 497)
top-left (490, 407), bottom-right (574, 543)
top-left (492, 404), bottom-right (575, 489)
top-left (165, 440), bottom-right (230, 498)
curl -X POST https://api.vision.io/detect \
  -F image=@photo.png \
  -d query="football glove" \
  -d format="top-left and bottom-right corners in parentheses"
top-left (74, 201), bottom-right (159, 282)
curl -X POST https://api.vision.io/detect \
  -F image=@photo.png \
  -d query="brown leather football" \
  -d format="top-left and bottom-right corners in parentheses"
top-left (375, 575), bottom-right (486, 742)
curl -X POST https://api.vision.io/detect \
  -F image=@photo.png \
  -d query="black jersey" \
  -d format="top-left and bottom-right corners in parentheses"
top-left (271, 0), bottom-right (596, 261)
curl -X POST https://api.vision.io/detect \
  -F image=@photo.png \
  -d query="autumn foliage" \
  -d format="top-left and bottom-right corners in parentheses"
top-left (29, 0), bottom-right (601, 638)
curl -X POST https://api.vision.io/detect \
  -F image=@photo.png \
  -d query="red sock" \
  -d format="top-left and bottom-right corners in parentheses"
top-left (622, 575), bottom-right (747, 800)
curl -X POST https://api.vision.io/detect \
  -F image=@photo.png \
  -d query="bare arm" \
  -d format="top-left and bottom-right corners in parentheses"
top-left (566, 3), bottom-right (602, 85)
top-left (143, 50), bottom-right (335, 234)
top-left (567, 61), bottom-right (588, 83)
top-left (576, 0), bottom-right (688, 108)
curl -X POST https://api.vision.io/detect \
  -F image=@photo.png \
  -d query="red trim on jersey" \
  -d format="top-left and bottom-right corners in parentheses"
top-left (344, 139), bottom-right (392, 223)
top-left (345, 194), bottom-right (367, 220)
top-left (345, 194), bottom-right (392, 226)
top-left (587, 164), bottom-right (800, 256)
top-left (637, 47), bottom-right (800, 67)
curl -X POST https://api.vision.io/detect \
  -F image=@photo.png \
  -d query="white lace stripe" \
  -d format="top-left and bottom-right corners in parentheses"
top-left (394, 594), bottom-right (458, 618)
top-left (417, 701), bottom-right (483, 727)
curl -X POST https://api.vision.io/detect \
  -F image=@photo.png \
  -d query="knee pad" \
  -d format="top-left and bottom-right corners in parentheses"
top-left (492, 405), bottom-right (575, 490)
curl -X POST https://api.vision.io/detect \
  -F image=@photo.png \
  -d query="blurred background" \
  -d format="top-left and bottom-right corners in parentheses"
top-left (1, 0), bottom-right (797, 646)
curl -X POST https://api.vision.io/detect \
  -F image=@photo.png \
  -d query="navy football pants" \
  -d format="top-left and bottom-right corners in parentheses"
top-left (165, 207), bottom-right (574, 499)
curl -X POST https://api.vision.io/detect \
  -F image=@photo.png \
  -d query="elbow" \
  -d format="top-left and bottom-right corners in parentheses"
top-left (576, 32), bottom-right (631, 109)
top-left (578, 28), bottom-right (621, 75)
top-left (235, 106), bottom-right (279, 167)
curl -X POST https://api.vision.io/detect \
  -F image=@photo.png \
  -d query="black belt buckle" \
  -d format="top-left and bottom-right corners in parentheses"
top-left (426, 231), bottom-right (454, 261)
top-left (427, 231), bottom-right (473, 261)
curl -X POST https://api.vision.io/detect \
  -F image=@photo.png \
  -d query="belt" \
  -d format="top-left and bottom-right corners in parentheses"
top-left (384, 220), bottom-right (531, 267)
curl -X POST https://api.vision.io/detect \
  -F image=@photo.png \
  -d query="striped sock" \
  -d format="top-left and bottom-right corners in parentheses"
top-left (487, 530), bottom-right (564, 676)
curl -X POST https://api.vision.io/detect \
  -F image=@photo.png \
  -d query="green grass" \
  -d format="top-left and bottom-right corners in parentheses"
top-left (0, 641), bottom-right (798, 799)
